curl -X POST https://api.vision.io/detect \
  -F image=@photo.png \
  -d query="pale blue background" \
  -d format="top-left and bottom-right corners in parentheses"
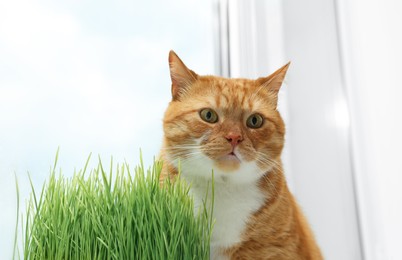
top-left (0, 0), bottom-right (214, 258)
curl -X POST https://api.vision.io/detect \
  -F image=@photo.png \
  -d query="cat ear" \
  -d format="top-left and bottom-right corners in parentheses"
top-left (257, 62), bottom-right (290, 106)
top-left (168, 50), bottom-right (198, 100)
top-left (257, 62), bottom-right (290, 92)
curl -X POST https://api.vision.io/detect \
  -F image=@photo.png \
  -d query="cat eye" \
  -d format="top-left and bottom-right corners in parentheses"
top-left (199, 108), bottom-right (218, 123)
top-left (246, 114), bottom-right (264, 129)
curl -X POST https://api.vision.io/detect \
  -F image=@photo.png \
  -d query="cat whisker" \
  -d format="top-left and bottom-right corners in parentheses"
top-left (169, 150), bottom-right (205, 160)
top-left (253, 159), bottom-right (281, 197)
top-left (161, 145), bottom-right (202, 150)
top-left (170, 154), bottom-right (206, 169)
top-left (254, 154), bottom-right (282, 173)
top-left (258, 160), bottom-right (281, 173)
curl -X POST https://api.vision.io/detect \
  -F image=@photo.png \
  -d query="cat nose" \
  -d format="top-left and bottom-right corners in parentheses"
top-left (225, 133), bottom-right (243, 147)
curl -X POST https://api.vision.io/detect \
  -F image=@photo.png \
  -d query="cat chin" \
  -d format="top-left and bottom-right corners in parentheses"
top-left (214, 154), bottom-right (241, 172)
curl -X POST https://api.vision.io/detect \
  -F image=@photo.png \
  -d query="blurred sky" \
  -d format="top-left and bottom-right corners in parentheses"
top-left (0, 0), bottom-right (214, 257)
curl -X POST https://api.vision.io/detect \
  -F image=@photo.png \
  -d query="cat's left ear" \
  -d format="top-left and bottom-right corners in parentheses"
top-left (168, 50), bottom-right (198, 101)
top-left (256, 62), bottom-right (290, 105)
top-left (257, 62), bottom-right (290, 93)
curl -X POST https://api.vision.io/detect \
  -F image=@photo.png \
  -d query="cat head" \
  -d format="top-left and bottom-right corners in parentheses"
top-left (163, 51), bottom-right (289, 183)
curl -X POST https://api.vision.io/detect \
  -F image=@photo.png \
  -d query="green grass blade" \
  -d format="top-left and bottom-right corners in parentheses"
top-left (13, 174), bottom-right (20, 260)
top-left (18, 153), bottom-right (214, 260)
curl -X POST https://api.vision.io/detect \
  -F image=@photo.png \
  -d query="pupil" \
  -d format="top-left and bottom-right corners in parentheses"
top-left (207, 111), bottom-right (211, 119)
top-left (252, 117), bottom-right (257, 125)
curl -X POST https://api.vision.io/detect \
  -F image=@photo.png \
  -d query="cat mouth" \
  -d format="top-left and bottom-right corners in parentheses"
top-left (212, 150), bottom-right (242, 171)
top-left (219, 152), bottom-right (240, 162)
top-left (229, 152), bottom-right (239, 158)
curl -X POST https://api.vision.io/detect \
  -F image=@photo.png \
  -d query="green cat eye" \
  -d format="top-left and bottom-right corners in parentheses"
top-left (199, 108), bottom-right (218, 123)
top-left (246, 113), bottom-right (264, 129)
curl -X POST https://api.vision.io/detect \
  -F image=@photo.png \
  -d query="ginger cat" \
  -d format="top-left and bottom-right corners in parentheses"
top-left (160, 51), bottom-right (323, 260)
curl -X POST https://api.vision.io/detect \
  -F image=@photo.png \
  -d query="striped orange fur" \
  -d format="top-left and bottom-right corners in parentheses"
top-left (160, 51), bottom-right (322, 260)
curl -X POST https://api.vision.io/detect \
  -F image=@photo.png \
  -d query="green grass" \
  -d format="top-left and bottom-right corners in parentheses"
top-left (15, 153), bottom-right (213, 259)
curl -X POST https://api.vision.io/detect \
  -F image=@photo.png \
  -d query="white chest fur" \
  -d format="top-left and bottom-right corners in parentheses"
top-left (185, 176), bottom-right (266, 259)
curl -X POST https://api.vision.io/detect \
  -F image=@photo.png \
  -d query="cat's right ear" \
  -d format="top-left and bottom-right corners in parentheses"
top-left (168, 50), bottom-right (198, 101)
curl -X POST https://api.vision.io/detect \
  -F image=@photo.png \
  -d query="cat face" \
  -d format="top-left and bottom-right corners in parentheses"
top-left (163, 51), bottom-right (289, 183)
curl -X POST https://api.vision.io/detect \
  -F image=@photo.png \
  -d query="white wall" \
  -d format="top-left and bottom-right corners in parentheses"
top-left (281, 0), bottom-right (362, 258)
top-left (336, 0), bottom-right (402, 259)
